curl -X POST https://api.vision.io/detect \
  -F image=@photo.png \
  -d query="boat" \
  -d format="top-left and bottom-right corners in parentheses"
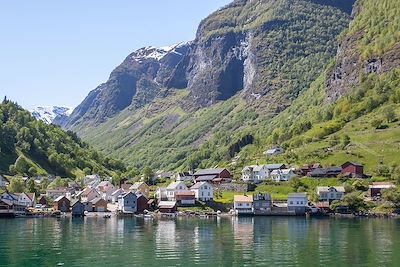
top-left (103, 214), bottom-right (111, 219)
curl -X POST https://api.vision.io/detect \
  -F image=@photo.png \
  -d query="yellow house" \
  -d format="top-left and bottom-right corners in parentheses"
top-left (129, 182), bottom-right (150, 197)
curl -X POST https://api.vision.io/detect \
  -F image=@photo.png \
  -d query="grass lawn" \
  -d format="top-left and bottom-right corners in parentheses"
top-left (177, 206), bottom-right (214, 213)
top-left (213, 191), bottom-right (237, 204)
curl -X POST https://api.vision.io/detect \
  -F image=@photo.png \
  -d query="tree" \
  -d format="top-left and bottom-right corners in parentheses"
top-left (342, 135), bottom-right (351, 147)
top-left (341, 192), bottom-right (367, 212)
top-left (8, 177), bottom-right (25, 193)
top-left (27, 178), bottom-right (37, 194)
top-left (383, 106), bottom-right (396, 123)
top-left (381, 188), bottom-right (400, 207)
top-left (289, 177), bottom-right (302, 192)
top-left (371, 118), bottom-right (383, 129)
top-left (15, 156), bottom-right (30, 174)
top-left (142, 166), bottom-right (154, 185)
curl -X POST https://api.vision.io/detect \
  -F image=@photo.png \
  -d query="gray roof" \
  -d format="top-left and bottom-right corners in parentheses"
top-left (90, 197), bottom-right (104, 204)
top-left (195, 175), bottom-right (216, 181)
top-left (54, 195), bottom-right (67, 202)
top-left (194, 168), bottom-right (225, 176)
top-left (265, 164), bottom-right (285, 170)
top-left (288, 193), bottom-right (307, 198)
top-left (191, 182), bottom-right (208, 189)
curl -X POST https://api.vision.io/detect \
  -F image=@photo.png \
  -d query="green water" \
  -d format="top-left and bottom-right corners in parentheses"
top-left (0, 217), bottom-right (400, 266)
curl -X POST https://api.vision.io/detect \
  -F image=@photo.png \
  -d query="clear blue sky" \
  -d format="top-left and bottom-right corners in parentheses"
top-left (0, 0), bottom-right (231, 110)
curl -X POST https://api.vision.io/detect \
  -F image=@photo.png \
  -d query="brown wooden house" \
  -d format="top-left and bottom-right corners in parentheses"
top-left (38, 195), bottom-right (48, 207)
top-left (194, 168), bottom-right (232, 184)
top-left (137, 195), bottom-right (149, 213)
top-left (53, 196), bottom-right (70, 212)
top-left (91, 197), bottom-right (107, 212)
top-left (158, 201), bottom-right (177, 213)
top-left (341, 162), bottom-right (364, 178)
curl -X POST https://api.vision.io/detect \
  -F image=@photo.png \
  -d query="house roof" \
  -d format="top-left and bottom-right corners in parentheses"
top-left (121, 183), bottom-right (132, 191)
top-left (288, 193), bottom-right (307, 198)
top-left (316, 186), bottom-right (345, 193)
top-left (195, 175), bottom-right (216, 181)
top-left (25, 193), bottom-right (35, 201)
top-left (369, 182), bottom-right (395, 189)
top-left (111, 189), bottom-right (124, 196)
top-left (129, 182), bottom-right (147, 190)
top-left (234, 195), bottom-right (253, 203)
top-left (265, 164), bottom-right (286, 170)
top-left (175, 191), bottom-right (195, 197)
top-left (90, 197), bottom-right (105, 205)
top-left (137, 194), bottom-right (148, 200)
top-left (0, 199), bottom-right (13, 206)
top-left (271, 169), bottom-right (292, 175)
top-left (80, 187), bottom-right (98, 197)
top-left (158, 201), bottom-right (177, 209)
top-left (98, 181), bottom-right (111, 187)
top-left (121, 192), bottom-right (136, 199)
top-left (342, 162), bottom-right (363, 167)
top-left (46, 188), bottom-right (68, 193)
top-left (166, 181), bottom-right (186, 189)
top-left (54, 195), bottom-right (68, 202)
top-left (194, 168), bottom-right (226, 176)
top-left (243, 165), bottom-right (265, 172)
top-left (71, 200), bottom-right (83, 207)
top-left (190, 182), bottom-right (209, 189)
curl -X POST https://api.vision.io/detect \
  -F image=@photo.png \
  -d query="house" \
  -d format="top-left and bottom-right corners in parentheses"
top-left (0, 199), bottom-right (14, 217)
top-left (17, 193), bottom-right (36, 207)
top-left (341, 162), bottom-right (364, 178)
top-left (190, 182), bottom-right (213, 202)
top-left (91, 197), bottom-right (108, 212)
top-left (121, 182), bottom-right (133, 192)
top-left (194, 168), bottom-right (232, 184)
top-left (316, 186), bottom-right (345, 204)
top-left (174, 172), bottom-right (194, 182)
top-left (77, 187), bottom-right (100, 203)
top-left (137, 195), bottom-right (149, 213)
top-left (270, 169), bottom-right (296, 182)
top-left (118, 192), bottom-right (137, 213)
top-left (264, 146), bottom-right (284, 156)
top-left (129, 182), bottom-right (150, 198)
top-left (158, 201), bottom-right (177, 213)
top-left (156, 171), bottom-right (174, 180)
top-left (175, 191), bottom-right (196, 206)
top-left (38, 195), bottom-right (48, 207)
top-left (308, 167), bottom-right (342, 178)
top-left (0, 192), bottom-right (19, 204)
top-left (53, 196), bottom-right (70, 212)
top-left (234, 195), bottom-right (253, 215)
top-left (299, 163), bottom-right (322, 176)
top-left (83, 201), bottom-right (93, 212)
top-left (155, 187), bottom-right (167, 201)
top-left (166, 181), bottom-right (189, 201)
top-left (71, 200), bottom-right (85, 217)
top-left (0, 175), bottom-right (8, 188)
top-left (265, 164), bottom-right (286, 173)
top-left (111, 188), bottom-right (125, 204)
top-left (241, 165), bottom-right (270, 183)
top-left (253, 193), bottom-right (272, 214)
top-left (46, 188), bottom-right (68, 200)
top-left (369, 182), bottom-right (396, 198)
top-left (287, 193), bottom-right (308, 215)
top-left (96, 181), bottom-right (116, 202)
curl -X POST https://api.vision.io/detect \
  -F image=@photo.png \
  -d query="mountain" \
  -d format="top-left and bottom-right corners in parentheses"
top-left (66, 0), bottom-right (400, 175)
top-left (0, 99), bottom-right (125, 178)
top-left (31, 106), bottom-right (72, 125)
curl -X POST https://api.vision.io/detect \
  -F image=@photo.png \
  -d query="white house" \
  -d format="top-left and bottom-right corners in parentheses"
top-left (46, 188), bottom-right (69, 200)
top-left (241, 165), bottom-right (269, 183)
top-left (118, 192), bottom-right (137, 214)
top-left (287, 193), bottom-right (308, 215)
top-left (17, 193), bottom-right (36, 207)
top-left (166, 181), bottom-right (189, 201)
top-left (155, 187), bottom-right (167, 201)
top-left (270, 169), bottom-right (296, 182)
top-left (264, 146), bottom-right (284, 157)
top-left (174, 172), bottom-right (194, 182)
top-left (190, 182), bottom-right (213, 201)
top-left (234, 195), bottom-right (253, 215)
top-left (316, 186), bottom-right (345, 203)
top-left (0, 175), bottom-right (8, 188)
top-left (77, 187), bottom-right (100, 203)
top-left (83, 174), bottom-right (101, 187)
top-left (111, 188), bottom-right (125, 204)
top-left (96, 181), bottom-right (116, 202)
top-left (129, 182), bottom-right (150, 198)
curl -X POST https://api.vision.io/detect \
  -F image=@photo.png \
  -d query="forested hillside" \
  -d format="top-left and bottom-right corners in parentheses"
top-left (0, 99), bottom-right (125, 178)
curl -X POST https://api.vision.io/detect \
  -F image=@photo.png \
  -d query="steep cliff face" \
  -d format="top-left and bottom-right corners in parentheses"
top-left (66, 43), bottom-right (190, 126)
top-left (325, 0), bottom-right (400, 103)
top-left (169, 0), bottom-right (354, 111)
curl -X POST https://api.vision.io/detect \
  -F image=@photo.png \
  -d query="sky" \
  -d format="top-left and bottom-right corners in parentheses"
top-left (0, 0), bottom-right (231, 110)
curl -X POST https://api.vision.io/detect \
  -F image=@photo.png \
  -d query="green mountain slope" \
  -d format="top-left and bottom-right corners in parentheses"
top-left (0, 99), bottom-right (125, 178)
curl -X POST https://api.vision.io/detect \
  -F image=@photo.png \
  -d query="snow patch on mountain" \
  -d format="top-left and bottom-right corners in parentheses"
top-left (132, 42), bottom-right (189, 62)
top-left (31, 106), bottom-right (73, 124)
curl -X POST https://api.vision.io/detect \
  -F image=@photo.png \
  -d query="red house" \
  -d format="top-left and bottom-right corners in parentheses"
top-left (53, 196), bottom-right (70, 212)
top-left (137, 195), bottom-right (149, 213)
top-left (341, 162), bottom-right (364, 178)
top-left (38, 196), bottom-right (48, 207)
top-left (194, 168), bottom-right (232, 184)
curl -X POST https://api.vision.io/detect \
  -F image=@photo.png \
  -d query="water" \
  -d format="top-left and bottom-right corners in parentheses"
top-left (0, 217), bottom-right (400, 267)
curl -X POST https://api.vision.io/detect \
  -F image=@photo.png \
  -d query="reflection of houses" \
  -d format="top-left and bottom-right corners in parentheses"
top-left (190, 182), bottom-right (213, 201)
top-left (194, 168), bottom-right (232, 184)
top-left (234, 195), bottom-right (253, 215)
top-left (287, 193), bottom-right (308, 215)
top-left (316, 186), bottom-right (345, 204)
top-left (270, 169), bottom-right (295, 182)
top-left (369, 182), bottom-right (395, 198)
top-left (241, 165), bottom-right (269, 183)
top-left (53, 196), bottom-right (70, 212)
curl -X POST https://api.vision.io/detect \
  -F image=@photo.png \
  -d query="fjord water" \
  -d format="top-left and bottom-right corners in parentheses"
top-left (1, 217), bottom-right (400, 267)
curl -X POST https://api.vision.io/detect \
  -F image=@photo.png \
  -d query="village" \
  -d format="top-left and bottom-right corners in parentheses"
top-left (1, 145), bottom-right (398, 219)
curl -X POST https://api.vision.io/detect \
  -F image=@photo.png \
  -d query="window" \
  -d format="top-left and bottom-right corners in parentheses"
top-left (201, 192), bottom-right (204, 196)
top-left (208, 192), bottom-right (210, 196)
top-left (290, 201), bottom-right (293, 205)
top-left (297, 201), bottom-right (299, 205)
